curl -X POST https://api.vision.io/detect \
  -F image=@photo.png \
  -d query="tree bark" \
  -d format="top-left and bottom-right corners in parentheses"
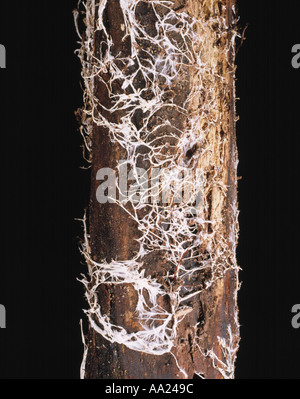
top-left (77, 0), bottom-right (240, 379)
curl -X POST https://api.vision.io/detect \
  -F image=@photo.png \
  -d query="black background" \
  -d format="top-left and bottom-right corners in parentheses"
top-left (0, 1), bottom-right (299, 379)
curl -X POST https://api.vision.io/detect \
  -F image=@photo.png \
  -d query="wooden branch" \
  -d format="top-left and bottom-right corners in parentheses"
top-left (78, 0), bottom-right (240, 380)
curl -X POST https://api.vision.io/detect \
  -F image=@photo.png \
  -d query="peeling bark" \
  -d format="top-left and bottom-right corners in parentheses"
top-left (77, 0), bottom-right (240, 379)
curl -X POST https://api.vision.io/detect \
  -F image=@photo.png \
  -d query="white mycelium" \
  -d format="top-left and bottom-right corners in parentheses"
top-left (76, 0), bottom-right (240, 378)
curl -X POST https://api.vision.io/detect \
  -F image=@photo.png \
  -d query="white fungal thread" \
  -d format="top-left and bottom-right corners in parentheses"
top-left (76, 0), bottom-right (240, 377)
top-left (80, 319), bottom-right (88, 380)
top-left (205, 325), bottom-right (239, 380)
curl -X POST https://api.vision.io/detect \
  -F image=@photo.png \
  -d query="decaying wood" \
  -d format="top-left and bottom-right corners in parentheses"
top-left (77, 0), bottom-right (240, 379)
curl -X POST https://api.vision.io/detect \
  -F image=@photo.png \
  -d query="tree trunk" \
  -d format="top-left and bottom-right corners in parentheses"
top-left (77, 0), bottom-right (240, 379)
